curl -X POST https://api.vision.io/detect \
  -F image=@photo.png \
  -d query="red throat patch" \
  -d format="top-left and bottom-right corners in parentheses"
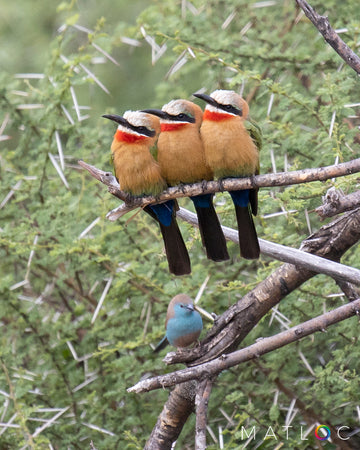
top-left (160, 123), bottom-right (187, 132)
top-left (114, 129), bottom-right (147, 143)
top-left (203, 110), bottom-right (233, 122)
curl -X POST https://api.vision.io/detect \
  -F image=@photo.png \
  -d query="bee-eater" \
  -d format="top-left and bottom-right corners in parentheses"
top-left (193, 90), bottom-right (261, 259)
top-left (142, 99), bottom-right (229, 262)
top-left (103, 111), bottom-right (191, 275)
top-left (154, 294), bottom-right (203, 353)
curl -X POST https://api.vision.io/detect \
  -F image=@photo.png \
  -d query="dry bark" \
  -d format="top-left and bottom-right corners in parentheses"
top-left (296, 0), bottom-right (360, 75)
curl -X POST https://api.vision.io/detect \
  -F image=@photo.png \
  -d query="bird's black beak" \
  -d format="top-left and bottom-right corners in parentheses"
top-left (141, 109), bottom-right (169, 120)
top-left (102, 114), bottom-right (130, 128)
top-left (193, 92), bottom-right (218, 108)
top-left (102, 113), bottom-right (156, 137)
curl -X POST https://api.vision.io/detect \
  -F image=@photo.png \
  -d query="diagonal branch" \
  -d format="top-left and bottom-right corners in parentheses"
top-left (128, 297), bottom-right (360, 393)
top-left (178, 207), bottom-right (360, 286)
top-left (296, 0), bottom-right (360, 75)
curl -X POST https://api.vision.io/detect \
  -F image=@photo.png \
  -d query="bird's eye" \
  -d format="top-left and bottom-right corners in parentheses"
top-left (137, 126), bottom-right (148, 134)
top-left (224, 104), bottom-right (232, 110)
top-left (178, 113), bottom-right (185, 119)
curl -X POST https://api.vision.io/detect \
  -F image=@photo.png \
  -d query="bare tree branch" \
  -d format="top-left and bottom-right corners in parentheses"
top-left (128, 297), bottom-right (360, 394)
top-left (296, 0), bottom-right (360, 75)
top-left (195, 379), bottom-right (213, 450)
top-left (77, 158), bottom-right (360, 217)
top-left (316, 187), bottom-right (360, 218)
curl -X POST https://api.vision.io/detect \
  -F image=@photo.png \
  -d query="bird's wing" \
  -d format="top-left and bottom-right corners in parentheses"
top-left (246, 117), bottom-right (262, 215)
top-left (246, 117), bottom-right (262, 154)
top-left (149, 142), bottom-right (158, 160)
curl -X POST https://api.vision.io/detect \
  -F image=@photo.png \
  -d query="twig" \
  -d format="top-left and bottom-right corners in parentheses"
top-left (195, 379), bottom-right (213, 450)
top-left (296, 0), bottom-right (360, 75)
top-left (127, 297), bottom-right (360, 394)
top-left (316, 188), bottom-right (360, 218)
top-left (78, 158), bottom-right (360, 213)
top-left (336, 280), bottom-right (360, 302)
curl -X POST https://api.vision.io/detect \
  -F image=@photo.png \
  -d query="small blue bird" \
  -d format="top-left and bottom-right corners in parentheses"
top-left (154, 294), bottom-right (203, 353)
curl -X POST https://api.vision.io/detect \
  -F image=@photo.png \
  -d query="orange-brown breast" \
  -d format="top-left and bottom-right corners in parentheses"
top-left (157, 124), bottom-right (212, 185)
top-left (111, 139), bottom-right (166, 196)
top-left (200, 115), bottom-right (259, 179)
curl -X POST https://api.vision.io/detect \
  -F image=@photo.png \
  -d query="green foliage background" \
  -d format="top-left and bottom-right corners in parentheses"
top-left (1, 0), bottom-right (360, 448)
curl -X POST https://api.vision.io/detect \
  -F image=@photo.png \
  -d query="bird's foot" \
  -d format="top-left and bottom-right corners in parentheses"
top-left (124, 192), bottom-right (135, 205)
top-left (201, 179), bottom-right (208, 193)
top-left (250, 174), bottom-right (257, 189)
top-left (178, 182), bottom-right (187, 194)
top-left (219, 178), bottom-right (225, 192)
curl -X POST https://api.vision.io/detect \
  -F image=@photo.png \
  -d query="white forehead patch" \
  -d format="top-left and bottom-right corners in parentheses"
top-left (162, 99), bottom-right (190, 116)
top-left (123, 110), bottom-right (151, 128)
top-left (210, 89), bottom-right (238, 106)
top-left (203, 89), bottom-right (244, 116)
top-left (117, 110), bottom-right (155, 135)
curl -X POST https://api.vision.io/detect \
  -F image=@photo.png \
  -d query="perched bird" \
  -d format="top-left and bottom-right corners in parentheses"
top-left (103, 111), bottom-right (191, 276)
top-left (142, 99), bottom-right (229, 262)
top-left (193, 90), bottom-right (262, 259)
top-left (154, 294), bottom-right (203, 352)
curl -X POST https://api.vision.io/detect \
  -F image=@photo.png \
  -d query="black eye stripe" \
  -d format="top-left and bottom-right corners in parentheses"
top-left (217, 103), bottom-right (242, 116)
top-left (129, 123), bottom-right (156, 137)
top-left (167, 112), bottom-right (195, 123)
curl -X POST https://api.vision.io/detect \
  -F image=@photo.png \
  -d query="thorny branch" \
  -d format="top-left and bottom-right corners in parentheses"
top-left (296, 0), bottom-right (360, 75)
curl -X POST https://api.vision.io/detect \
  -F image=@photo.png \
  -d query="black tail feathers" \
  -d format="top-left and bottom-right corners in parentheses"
top-left (194, 203), bottom-right (229, 262)
top-left (234, 205), bottom-right (260, 259)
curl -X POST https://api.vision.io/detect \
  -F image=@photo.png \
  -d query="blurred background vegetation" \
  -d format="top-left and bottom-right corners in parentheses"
top-left (1, 0), bottom-right (360, 448)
